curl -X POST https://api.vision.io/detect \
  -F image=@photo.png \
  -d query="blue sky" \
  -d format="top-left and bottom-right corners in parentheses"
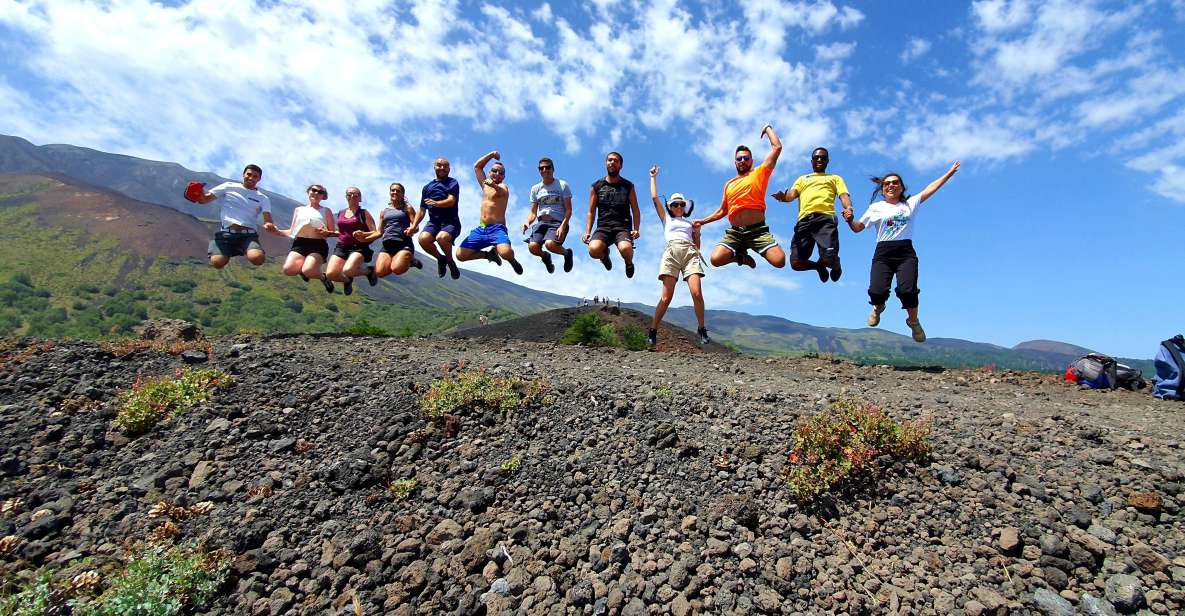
top-left (1, 0), bottom-right (1182, 357)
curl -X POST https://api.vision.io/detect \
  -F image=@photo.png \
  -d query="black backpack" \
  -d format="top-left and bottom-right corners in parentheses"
top-left (1067, 353), bottom-right (1144, 390)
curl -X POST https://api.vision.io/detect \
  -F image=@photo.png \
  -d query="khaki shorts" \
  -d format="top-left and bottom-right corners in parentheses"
top-left (659, 240), bottom-right (705, 280)
top-left (719, 222), bottom-right (779, 254)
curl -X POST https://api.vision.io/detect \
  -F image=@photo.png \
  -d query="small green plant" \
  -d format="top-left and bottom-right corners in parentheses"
top-left (655, 384), bottom-right (672, 398)
top-left (420, 371), bottom-right (551, 420)
top-left (784, 397), bottom-right (931, 501)
top-left (388, 479), bottom-right (417, 501)
top-left (115, 368), bottom-right (232, 436)
top-left (617, 323), bottom-right (648, 351)
top-left (83, 542), bottom-right (230, 615)
top-left (0, 570), bottom-right (59, 616)
top-left (343, 318), bottom-right (390, 336)
top-left (560, 312), bottom-right (615, 347)
top-left (500, 455), bottom-right (522, 474)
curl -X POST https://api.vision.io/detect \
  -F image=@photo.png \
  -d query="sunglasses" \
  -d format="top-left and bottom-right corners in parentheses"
top-left (538, 165), bottom-right (553, 171)
top-left (882, 179), bottom-right (902, 187)
top-left (735, 155), bottom-right (752, 162)
top-left (812, 155), bottom-right (829, 161)
top-left (490, 168), bottom-right (505, 174)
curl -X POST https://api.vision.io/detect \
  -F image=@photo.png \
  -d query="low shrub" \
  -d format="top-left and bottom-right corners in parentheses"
top-left (388, 480), bottom-right (417, 501)
top-left (560, 313), bottom-right (615, 347)
top-left (421, 371), bottom-right (551, 420)
top-left (617, 324), bottom-right (648, 351)
top-left (115, 368), bottom-right (232, 436)
top-left (500, 455), bottom-right (522, 474)
top-left (343, 318), bottom-right (390, 336)
top-left (784, 397), bottom-right (931, 501)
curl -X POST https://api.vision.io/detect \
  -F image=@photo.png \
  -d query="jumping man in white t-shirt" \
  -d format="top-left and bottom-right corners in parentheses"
top-left (186, 164), bottom-right (279, 269)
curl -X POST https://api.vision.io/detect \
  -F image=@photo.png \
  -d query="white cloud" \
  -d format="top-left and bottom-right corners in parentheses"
top-left (971, 0), bottom-right (1033, 33)
top-left (900, 38), bottom-right (930, 62)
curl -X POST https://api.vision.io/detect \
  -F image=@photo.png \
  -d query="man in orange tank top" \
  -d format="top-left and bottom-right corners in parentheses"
top-left (693, 124), bottom-right (786, 269)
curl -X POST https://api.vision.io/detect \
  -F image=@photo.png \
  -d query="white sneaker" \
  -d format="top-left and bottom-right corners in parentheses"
top-left (867, 304), bottom-right (885, 327)
top-left (907, 319), bottom-right (926, 343)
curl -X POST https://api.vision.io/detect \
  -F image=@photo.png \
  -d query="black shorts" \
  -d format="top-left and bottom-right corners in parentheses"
top-left (208, 229), bottom-right (260, 258)
top-left (591, 226), bottom-right (633, 246)
top-left (332, 243), bottom-right (374, 262)
top-left (290, 237), bottom-right (328, 259)
top-left (790, 213), bottom-right (839, 262)
top-left (380, 237), bottom-right (415, 255)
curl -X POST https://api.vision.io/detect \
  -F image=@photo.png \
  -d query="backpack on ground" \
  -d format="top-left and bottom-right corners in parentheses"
top-left (1066, 353), bottom-right (1119, 389)
top-left (1153, 335), bottom-right (1185, 400)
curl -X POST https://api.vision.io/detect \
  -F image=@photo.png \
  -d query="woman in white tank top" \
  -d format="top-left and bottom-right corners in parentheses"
top-left (647, 166), bottom-right (710, 348)
top-left (275, 184), bottom-right (337, 293)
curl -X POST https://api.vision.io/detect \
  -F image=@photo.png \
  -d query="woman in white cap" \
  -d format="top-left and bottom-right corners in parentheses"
top-left (648, 165), bottom-right (709, 348)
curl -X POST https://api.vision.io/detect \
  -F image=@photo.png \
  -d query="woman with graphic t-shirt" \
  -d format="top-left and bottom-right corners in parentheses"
top-left (844, 161), bottom-right (960, 343)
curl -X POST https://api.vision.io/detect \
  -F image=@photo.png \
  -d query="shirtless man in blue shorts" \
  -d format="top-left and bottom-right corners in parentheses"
top-left (454, 151), bottom-right (524, 275)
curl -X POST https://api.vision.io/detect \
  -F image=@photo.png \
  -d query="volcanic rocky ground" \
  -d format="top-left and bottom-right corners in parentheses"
top-left (0, 332), bottom-right (1183, 615)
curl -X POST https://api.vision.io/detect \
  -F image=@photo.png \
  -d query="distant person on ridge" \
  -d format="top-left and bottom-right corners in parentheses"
top-left (647, 165), bottom-right (709, 348)
top-left (185, 164), bottom-right (278, 269)
top-left (693, 125), bottom-right (785, 269)
top-left (414, 158), bottom-right (461, 279)
top-left (583, 151), bottom-right (641, 278)
top-left (521, 157), bottom-right (574, 273)
top-left (772, 147), bottom-right (853, 282)
top-left (845, 161), bottom-right (961, 342)
top-left (454, 151), bottom-right (523, 274)
top-left (274, 183), bottom-right (336, 293)
top-left (325, 187), bottom-right (379, 296)
top-left (354, 182), bottom-right (424, 280)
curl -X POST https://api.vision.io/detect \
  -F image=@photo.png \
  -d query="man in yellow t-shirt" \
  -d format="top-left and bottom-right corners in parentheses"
top-left (773, 147), bottom-right (853, 283)
top-left (693, 124), bottom-right (787, 269)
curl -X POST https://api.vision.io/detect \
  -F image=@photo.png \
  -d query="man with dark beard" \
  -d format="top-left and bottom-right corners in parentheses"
top-left (582, 151), bottom-right (641, 278)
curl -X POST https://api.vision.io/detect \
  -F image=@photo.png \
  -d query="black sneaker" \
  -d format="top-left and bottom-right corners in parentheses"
top-left (829, 256), bottom-right (842, 282)
top-left (437, 258), bottom-right (447, 278)
top-left (647, 328), bottom-right (657, 348)
top-left (600, 255), bottom-right (612, 271)
top-left (541, 252), bottom-right (554, 274)
top-left (625, 261), bottom-right (635, 279)
top-left (447, 259), bottom-right (460, 279)
top-left (299, 273), bottom-right (309, 282)
top-left (320, 274), bottom-right (334, 294)
top-left (366, 266), bottom-right (378, 286)
top-left (736, 249), bottom-right (749, 267)
top-left (816, 263), bottom-right (828, 283)
top-left (697, 327), bottom-right (711, 345)
top-left (343, 277), bottom-right (353, 295)
top-left (486, 250), bottom-right (502, 266)
top-left (510, 259), bottom-right (523, 275)
top-left (411, 257), bottom-right (423, 270)
top-left (563, 248), bottom-right (573, 272)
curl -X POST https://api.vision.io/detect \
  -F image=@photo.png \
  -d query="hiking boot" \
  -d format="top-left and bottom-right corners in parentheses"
top-left (437, 257), bottom-right (447, 278)
top-left (816, 263), bottom-right (828, 283)
top-left (625, 261), bottom-right (635, 279)
top-left (320, 274), bottom-right (334, 294)
top-left (541, 252), bottom-right (554, 274)
top-left (343, 277), bottom-right (353, 295)
top-left (563, 248), bottom-right (573, 272)
top-left (447, 259), bottom-right (460, 279)
top-left (907, 319), bottom-right (926, 343)
top-left (867, 304), bottom-right (885, 327)
top-left (647, 328), bottom-right (657, 348)
top-left (510, 259), bottom-right (523, 275)
top-left (486, 250), bottom-right (502, 266)
top-left (600, 255), bottom-right (612, 271)
top-left (829, 256), bottom-right (842, 282)
top-left (411, 257), bottom-right (423, 270)
top-left (366, 266), bottom-right (378, 286)
top-left (697, 327), bottom-right (711, 345)
top-left (299, 273), bottom-right (309, 282)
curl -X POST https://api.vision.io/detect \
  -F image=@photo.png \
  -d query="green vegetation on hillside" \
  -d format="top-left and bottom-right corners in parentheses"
top-left (0, 203), bottom-right (512, 339)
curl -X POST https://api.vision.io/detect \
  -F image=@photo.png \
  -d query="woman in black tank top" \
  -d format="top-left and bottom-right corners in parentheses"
top-left (371, 183), bottom-right (424, 278)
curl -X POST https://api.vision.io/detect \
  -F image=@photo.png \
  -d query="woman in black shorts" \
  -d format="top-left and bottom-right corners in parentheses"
top-left (360, 183), bottom-right (424, 279)
top-left (278, 184), bottom-right (336, 293)
top-left (326, 186), bottom-right (378, 295)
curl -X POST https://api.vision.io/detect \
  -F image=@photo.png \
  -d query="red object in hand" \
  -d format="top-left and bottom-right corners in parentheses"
top-left (184, 181), bottom-right (206, 203)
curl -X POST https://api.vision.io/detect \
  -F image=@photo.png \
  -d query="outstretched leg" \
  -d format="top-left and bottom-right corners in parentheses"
top-left (651, 276), bottom-right (677, 330)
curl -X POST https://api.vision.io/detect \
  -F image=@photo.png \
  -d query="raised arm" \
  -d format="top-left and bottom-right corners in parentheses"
top-left (916, 161), bottom-right (961, 204)
top-left (648, 165), bottom-right (666, 222)
top-left (760, 124), bottom-right (782, 170)
top-left (582, 186), bottom-right (596, 243)
top-left (474, 150), bottom-right (500, 184)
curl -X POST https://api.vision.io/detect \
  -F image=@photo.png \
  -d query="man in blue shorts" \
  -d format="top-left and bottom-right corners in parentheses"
top-left (520, 157), bottom-right (574, 273)
top-left (188, 163), bottom-right (278, 269)
top-left (454, 151), bottom-right (523, 275)
top-left (414, 157), bottom-right (462, 279)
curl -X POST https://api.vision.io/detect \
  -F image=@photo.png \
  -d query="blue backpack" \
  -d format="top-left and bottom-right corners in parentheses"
top-left (1153, 335), bottom-right (1185, 400)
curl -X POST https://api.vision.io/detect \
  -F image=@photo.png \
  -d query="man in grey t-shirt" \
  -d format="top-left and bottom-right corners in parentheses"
top-left (520, 157), bottom-right (574, 273)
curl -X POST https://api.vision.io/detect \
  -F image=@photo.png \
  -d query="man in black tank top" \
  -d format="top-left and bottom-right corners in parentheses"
top-left (582, 151), bottom-right (641, 278)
